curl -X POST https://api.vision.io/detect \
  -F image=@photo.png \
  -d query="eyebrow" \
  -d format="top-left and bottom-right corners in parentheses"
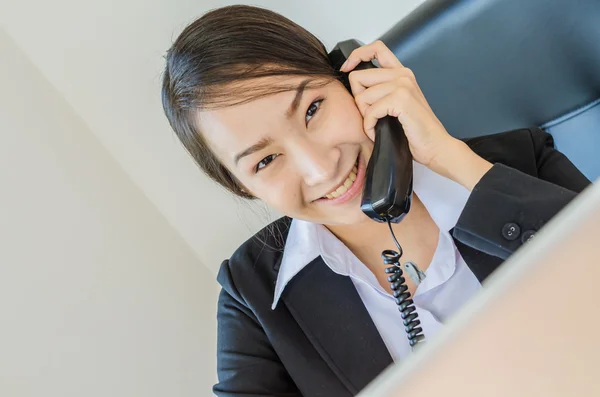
top-left (234, 79), bottom-right (312, 166)
top-left (234, 136), bottom-right (274, 166)
top-left (285, 79), bottom-right (312, 119)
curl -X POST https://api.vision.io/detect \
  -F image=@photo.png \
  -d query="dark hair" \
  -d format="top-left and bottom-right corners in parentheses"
top-left (161, 5), bottom-right (337, 199)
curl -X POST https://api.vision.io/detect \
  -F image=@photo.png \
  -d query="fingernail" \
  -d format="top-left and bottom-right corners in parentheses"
top-left (340, 60), bottom-right (349, 71)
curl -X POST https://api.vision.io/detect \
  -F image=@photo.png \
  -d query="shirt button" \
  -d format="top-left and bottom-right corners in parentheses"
top-left (502, 222), bottom-right (521, 241)
top-left (521, 230), bottom-right (536, 243)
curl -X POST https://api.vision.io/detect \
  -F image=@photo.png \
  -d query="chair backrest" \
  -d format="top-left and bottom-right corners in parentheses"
top-left (379, 0), bottom-right (600, 180)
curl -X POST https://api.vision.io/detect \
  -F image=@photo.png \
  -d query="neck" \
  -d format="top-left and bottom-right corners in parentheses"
top-left (326, 194), bottom-right (440, 268)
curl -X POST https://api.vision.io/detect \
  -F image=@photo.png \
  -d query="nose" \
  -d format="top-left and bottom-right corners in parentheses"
top-left (291, 141), bottom-right (339, 187)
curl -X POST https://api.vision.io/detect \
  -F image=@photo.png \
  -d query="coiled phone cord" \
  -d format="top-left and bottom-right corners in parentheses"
top-left (383, 219), bottom-right (425, 350)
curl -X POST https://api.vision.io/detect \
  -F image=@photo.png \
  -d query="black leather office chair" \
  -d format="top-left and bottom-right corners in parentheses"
top-left (378, 0), bottom-right (600, 181)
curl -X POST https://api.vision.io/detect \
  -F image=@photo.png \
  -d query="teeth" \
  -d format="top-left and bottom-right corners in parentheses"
top-left (322, 159), bottom-right (359, 200)
top-left (324, 172), bottom-right (355, 199)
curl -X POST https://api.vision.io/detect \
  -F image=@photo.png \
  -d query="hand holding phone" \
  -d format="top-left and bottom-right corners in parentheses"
top-left (336, 40), bottom-right (460, 171)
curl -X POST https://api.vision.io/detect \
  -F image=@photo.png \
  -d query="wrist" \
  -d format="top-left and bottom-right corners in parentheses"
top-left (429, 138), bottom-right (493, 191)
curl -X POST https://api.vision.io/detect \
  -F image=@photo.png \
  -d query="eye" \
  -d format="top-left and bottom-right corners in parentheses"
top-left (255, 154), bottom-right (279, 173)
top-left (305, 99), bottom-right (324, 124)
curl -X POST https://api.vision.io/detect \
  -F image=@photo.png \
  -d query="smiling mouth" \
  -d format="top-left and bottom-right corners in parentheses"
top-left (322, 157), bottom-right (359, 200)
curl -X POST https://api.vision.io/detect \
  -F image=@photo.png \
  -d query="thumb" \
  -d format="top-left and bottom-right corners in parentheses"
top-left (364, 125), bottom-right (375, 142)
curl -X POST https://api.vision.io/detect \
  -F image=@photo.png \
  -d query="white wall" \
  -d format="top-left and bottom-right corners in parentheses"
top-left (0, 29), bottom-right (218, 396)
top-left (0, 0), bottom-right (426, 275)
top-left (0, 2), bottom-right (426, 394)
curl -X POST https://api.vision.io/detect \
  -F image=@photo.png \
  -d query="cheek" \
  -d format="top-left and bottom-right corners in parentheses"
top-left (328, 95), bottom-right (366, 140)
top-left (247, 174), bottom-right (304, 211)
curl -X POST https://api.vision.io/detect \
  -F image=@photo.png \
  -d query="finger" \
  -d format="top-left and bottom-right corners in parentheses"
top-left (342, 40), bottom-right (403, 70)
top-left (340, 40), bottom-right (403, 72)
top-left (348, 67), bottom-right (416, 96)
top-left (362, 90), bottom-right (411, 140)
top-left (354, 82), bottom-right (398, 116)
top-left (350, 66), bottom-right (429, 110)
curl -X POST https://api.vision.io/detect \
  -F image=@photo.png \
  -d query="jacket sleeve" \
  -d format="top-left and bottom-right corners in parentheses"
top-left (452, 127), bottom-right (592, 259)
top-left (213, 260), bottom-right (301, 397)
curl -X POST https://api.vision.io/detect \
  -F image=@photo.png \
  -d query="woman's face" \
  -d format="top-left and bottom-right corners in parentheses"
top-left (197, 76), bottom-right (374, 226)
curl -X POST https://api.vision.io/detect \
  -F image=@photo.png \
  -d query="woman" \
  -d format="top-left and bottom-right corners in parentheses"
top-left (161, 5), bottom-right (591, 396)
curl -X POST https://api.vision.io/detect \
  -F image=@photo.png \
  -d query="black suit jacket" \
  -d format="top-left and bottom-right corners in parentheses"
top-left (213, 128), bottom-right (591, 397)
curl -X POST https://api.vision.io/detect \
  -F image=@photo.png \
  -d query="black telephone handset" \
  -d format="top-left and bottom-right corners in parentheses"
top-left (328, 39), bottom-right (413, 224)
top-left (329, 39), bottom-right (425, 349)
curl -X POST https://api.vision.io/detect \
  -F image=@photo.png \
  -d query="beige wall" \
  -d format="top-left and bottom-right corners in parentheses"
top-left (0, 29), bottom-right (218, 396)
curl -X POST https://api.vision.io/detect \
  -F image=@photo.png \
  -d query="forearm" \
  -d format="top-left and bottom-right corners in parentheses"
top-left (429, 138), bottom-right (493, 191)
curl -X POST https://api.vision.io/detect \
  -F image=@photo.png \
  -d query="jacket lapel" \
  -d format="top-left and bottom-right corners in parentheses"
top-left (281, 256), bottom-right (393, 395)
top-left (273, 225), bottom-right (503, 394)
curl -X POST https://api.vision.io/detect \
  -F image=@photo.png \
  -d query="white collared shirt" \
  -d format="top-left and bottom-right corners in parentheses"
top-left (271, 162), bottom-right (482, 361)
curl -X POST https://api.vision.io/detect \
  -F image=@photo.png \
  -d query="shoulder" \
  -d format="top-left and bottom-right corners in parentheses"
top-left (461, 127), bottom-right (553, 176)
top-left (216, 216), bottom-right (292, 304)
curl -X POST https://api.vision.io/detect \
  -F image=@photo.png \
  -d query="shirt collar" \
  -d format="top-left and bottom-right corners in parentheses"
top-left (271, 162), bottom-right (471, 309)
